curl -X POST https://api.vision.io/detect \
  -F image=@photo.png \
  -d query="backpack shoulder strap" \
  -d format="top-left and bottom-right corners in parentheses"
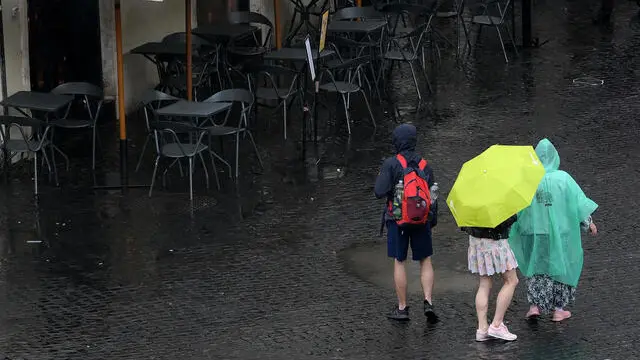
top-left (418, 159), bottom-right (428, 171)
top-left (396, 154), bottom-right (407, 169)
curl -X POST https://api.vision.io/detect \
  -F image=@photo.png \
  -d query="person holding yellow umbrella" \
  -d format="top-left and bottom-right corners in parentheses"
top-left (447, 144), bottom-right (546, 342)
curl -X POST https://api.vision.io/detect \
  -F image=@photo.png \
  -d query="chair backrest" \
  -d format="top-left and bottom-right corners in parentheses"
top-left (151, 120), bottom-right (206, 157)
top-left (203, 89), bottom-right (254, 127)
top-left (52, 82), bottom-right (104, 120)
top-left (250, 64), bottom-right (298, 77)
top-left (51, 82), bottom-right (104, 99)
top-left (333, 6), bottom-right (384, 21)
top-left (139, 89), bottom-right (180, 107)
top-left (228, 11), bottom-right (272, 27)
top-left (139, 90), bottom-right (180, 130)
top-left (151, 120), bottom-right (199, 134)
top-left (0, 116), bottom-right (51, 151)
top-left (204, 89), bottom-right (253, 106)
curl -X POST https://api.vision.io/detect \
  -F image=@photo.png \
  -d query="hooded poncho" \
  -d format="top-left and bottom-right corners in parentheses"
top-left (508, 139), bottom-right (598, 287)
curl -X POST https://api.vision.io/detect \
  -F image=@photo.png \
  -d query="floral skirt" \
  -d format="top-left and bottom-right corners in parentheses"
top-left (468, 236), bottom-right (518, 276)
top-left (527, 274), bottom-right (576, 313)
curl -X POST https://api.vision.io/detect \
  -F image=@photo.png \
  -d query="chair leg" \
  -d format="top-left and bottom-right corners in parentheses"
top-left (361, 90), bottom-right (377, 128)
top-left (283, 99), bottom-right (288, 140)
top-left (421, 60), bottom-right (434, 95)
top-left (495, 26), bottom-right (509, 63)
top-left (92, 126), bottom-right (97, 170)
top-left (473, 24), bottom-right (483, 56)
top-left (198, 152), bottom-right (210, 190)
top-left (49, 143), bottom-right (59, 186)
top-left (341, 94), bottom-right (352, 135)
top-left (246, 130), bottom-right (264, 171)
top-left (408, 62), bottom-right (422, 101)
top-left (188, 157), bottom-right (194, 201)
top-left (41, 149), bottom-right (52, 183)
top-left (208, 150), bottom-right (221, 190)
top-left (149, 156), bottom-right (160, 197)
top-left (135, 136), bottom-right (151, 173)
top-left (209, 149), bottom-right (232, 179)
top-left (235, 132), bottom-right (240, 183)
top-left (33, 152), bottom-right (38, 196)
top-left (505, 24), bottom-right (519, 55)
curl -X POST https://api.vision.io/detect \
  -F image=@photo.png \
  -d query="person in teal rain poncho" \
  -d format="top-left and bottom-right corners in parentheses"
top-left (509, 139), bottom-right (598, 322)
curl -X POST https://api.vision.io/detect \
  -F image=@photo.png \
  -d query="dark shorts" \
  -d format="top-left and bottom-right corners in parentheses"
top-left (386, 221), bottom-right (433, 261)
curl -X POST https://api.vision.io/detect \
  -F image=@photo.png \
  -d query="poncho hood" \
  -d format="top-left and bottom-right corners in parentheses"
top-left (535, 138), bottom-right (560, 172)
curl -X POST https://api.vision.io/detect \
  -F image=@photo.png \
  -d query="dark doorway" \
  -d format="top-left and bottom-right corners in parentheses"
top-left (28, 0), bottom-right (102, 92)
top-left (197, 0), bottom-right (249, 25)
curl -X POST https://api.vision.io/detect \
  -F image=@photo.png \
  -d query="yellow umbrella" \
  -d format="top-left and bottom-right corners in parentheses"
top-left (446, 145), bottom-right (545, 228)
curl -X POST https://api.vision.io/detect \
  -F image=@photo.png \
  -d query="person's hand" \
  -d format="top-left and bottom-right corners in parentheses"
top-left (589, 222), bottom-right (598, 236)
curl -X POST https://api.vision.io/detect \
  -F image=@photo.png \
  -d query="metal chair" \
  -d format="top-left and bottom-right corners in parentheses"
top-left (135, 90), bottom-right (180, 173)
top-left (332, 6), bottom-right (385, 21)
top-left (227, 12), bottom-right (276, 86)
top-left (228, 12), bottom-right (274, 56)
top-left (50, 82), bottom-right (104, 171)
top-left (247, 65), bottom-right (302, 140)
top-left (380, 23), bottom-right (434, 102)
top-left (435, 0), bottom-right (471, 58)
top-left (327, 37), bottom-right (382, 101)
top-left (467, 0), bottom-right (517, 63)
top-left (149, 121), bottom-right (210, 201)
top-left (0, 116), bottom-right (53, 196)
top-left (162, 33), bottom-right (223, 99)
top-left (318, 56), bottom-right (377, 134)
top-left (203, 89), bottom-right (264, 184)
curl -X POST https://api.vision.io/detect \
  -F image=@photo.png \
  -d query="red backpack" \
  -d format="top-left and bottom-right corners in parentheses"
top-left (388, 154), bottom-right (432, 226)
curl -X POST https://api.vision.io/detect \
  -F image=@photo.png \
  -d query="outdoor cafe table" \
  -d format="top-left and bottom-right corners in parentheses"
top-left (1, 91), bottom-right (73, 117)
top-left (1, 91), bottom-right (74, 185)
top-left (156, 100), bottom-right (234, 172)
top-left (264, 48), bottom-right (336, 150)
top-left (156, 100), bottom-right (232, 124)
top-left (131, 41), bottom-right (200, 85)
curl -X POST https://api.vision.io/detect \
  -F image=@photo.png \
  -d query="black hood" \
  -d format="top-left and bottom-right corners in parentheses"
top-left (392, 124), bottom-right (417, 153)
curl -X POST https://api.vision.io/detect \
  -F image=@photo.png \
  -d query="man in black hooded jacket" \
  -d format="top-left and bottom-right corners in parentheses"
top-left (374, 124), bottom-right (438, 322)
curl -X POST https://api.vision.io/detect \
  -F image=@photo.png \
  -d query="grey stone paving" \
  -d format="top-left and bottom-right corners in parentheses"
top-left (0, 0), bottom-right (639, 358)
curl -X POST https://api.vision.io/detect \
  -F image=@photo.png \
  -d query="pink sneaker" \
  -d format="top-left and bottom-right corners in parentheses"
top-left (488, 323), bottom-right (517, 341)
top-left (526, 306), bottom-right (540, 319)
top-left (476, 329), bottom-right (490, 342)
top-left (552, 310), bottom-right (572, 322)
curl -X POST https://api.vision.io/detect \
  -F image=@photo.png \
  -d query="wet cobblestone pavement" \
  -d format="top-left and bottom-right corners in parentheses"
top-left (1, 1), bottom-right (640, 358)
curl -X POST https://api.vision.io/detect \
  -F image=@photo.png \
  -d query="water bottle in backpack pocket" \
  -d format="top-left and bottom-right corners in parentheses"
top-left (389, 154), bottom-right (432, 227)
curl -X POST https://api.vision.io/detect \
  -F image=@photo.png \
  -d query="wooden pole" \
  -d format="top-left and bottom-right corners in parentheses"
top-left (115, 3), bottom-right (126, 142)
top-left (274, 0), bottom-right (282, 49)
top-left (186, 0), bottom-right (193, 100)
top-left (115, 1), bottom-right (128, 189)
top-left (356, 0), bottom-right (362, 6)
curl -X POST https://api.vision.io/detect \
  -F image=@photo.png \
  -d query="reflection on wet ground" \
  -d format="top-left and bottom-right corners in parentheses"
top-left (0, 0), bottom-right (639, 358)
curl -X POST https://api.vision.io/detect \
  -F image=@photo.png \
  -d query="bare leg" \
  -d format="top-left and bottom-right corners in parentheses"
top-left (491, 269), bottom-right (519, 327)
top-left (420, 257), bottom-right (434, 303)
top-left (476, 276), bottom-right (493, 332)
top-left (394, 259), bottom-right (408, 309)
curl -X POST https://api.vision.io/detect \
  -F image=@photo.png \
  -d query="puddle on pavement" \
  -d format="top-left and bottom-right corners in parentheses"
top-left (339, 242), bottom-right (477, 295)
top-left (572, 77), bottom-right (604, 86)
